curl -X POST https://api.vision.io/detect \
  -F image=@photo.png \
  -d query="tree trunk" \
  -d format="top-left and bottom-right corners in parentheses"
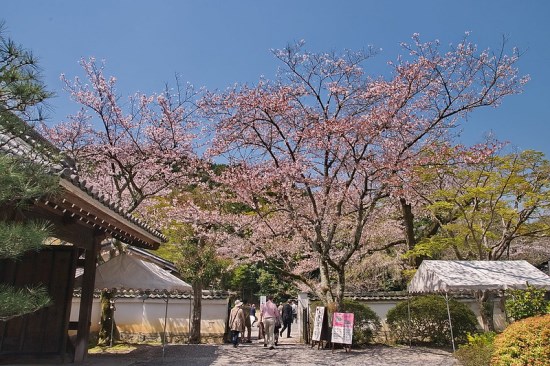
top-left (189, 281), bottom-right (203, 344)
top-left (476, 290), bottom-right (495, 332)
top-left (334, 267), bottom-right (345, 311)
top-left (400, 197), bottom-right (423, 267)
top-left (97, 290), bottom-right (119, 346)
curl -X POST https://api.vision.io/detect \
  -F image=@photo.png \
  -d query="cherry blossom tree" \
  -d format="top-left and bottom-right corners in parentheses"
top-left (203, 34), bottom-right (528, 309)
top-left (40, 59), bottom-right (207, 343)
top-left (41, 58), bottom-right (202, 215)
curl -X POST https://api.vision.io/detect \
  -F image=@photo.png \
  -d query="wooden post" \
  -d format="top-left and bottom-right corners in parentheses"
top-left (73, 234), bottom-right (101, 363)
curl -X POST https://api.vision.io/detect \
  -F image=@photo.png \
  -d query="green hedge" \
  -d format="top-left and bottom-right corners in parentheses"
top-left (386, 295), bottom-right (478, 346)
top-left (340, 300), bottom-right (381, 346)
top-left (505, 285), bottom-right (549, 321)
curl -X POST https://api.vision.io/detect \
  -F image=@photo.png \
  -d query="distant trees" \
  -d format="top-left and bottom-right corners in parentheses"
top-left (223, 262), bottom-right (299, 303)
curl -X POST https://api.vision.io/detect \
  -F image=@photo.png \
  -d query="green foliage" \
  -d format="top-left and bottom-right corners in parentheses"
top-left (386, 295), bottom-right (478, 346)
top-left (0, 284), bottom-right (51, 321)
top-left (406, 151), bottom-right (550, 262)
top-left (0, 21), bottom-right (52, 120)
top-left (340, 300), bottom-right (381, 346)
top-left (167, 226), bottom-right (228, 288)
top-left (0, 220), bottom-right (52, 259)
top-left (0, 154), bottom-right (59, 207)
top-left (0, 24), bottom-right (55, 321)
top-left (0, 145), bottom-right (55, 322)
top-left (225, 263), bottom-right (260, 301)
top-left (454, 332), bottom-right (496, 366)
top-left (255, 264), bottom-right (297, 300)
top-left (220, 261), bottom-right (298, 303)
top-left (491, 314), bottom-right (550, 366)
top-left (148, 242), bottom-right (179, 264)
top-left (0, 155), bottom-right (57, 260)
top-left (505, 284), bottom-right (549, 321)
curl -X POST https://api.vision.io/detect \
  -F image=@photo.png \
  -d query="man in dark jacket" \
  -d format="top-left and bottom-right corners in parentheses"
top-left (279, 299), bottom-right (293, 338)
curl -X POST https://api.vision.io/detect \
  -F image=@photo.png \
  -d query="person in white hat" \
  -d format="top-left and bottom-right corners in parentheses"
top-left (229, 300), bottom-right (246, 347)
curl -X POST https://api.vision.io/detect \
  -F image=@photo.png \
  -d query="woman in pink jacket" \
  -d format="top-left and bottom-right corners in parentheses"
top-left (260, 295), bottom-right (281, 349)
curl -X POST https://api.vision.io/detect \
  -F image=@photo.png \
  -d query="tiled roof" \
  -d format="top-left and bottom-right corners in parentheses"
top-left (0, 117), bottom-right (166, 246)
top-left (73, 288), bottom-right (230, 300)
top-left (346, 291), bottom-right (411, 301)
top-left (309, 291), bottom-right (475, 301)
top-left (58, 168), bottom-right (166, 242)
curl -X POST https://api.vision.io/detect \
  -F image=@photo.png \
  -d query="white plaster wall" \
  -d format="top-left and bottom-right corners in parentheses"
top-left (70, 297), bottom-right (228, 336)
top-left (359, 297), bottom-right (507, 332)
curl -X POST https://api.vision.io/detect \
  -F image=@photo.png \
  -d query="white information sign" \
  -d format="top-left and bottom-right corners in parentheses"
top-left (311, 306), bottom-right (326, 342)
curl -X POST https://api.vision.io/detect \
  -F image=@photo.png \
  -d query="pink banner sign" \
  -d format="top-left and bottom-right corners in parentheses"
top-left (331, 312), bottom-right (354, 345)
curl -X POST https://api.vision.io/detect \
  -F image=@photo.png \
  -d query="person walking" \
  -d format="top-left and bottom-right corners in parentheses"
top-left (250, 303), bottom-right (257, 326)
top-left (279, 299), bottom-right (293, 338)
top-left (229, 300), bottom-right (246, 347)
top-left (260, 295), bottom-right (280, 350)
top-left (242, 300), bottom-right (252, 343)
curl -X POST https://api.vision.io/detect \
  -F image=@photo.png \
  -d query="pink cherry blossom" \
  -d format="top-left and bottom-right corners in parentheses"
top-left (202, 35), bottom-right (526, 307)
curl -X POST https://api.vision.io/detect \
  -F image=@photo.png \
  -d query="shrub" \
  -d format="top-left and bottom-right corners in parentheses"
top-left (454, 332), bottom-right (495, 366)
top-left (340, 299), bottom-right (381, 346)
top-left (505, 284), bottom-right (549, 321)
top-left (491, 314), bottom-right (550, 366)
top-left (386, 295), bottom-right (478, 346)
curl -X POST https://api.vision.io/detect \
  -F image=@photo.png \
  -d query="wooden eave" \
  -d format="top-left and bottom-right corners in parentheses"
top-left (33, 178), bottom-right (164, 249)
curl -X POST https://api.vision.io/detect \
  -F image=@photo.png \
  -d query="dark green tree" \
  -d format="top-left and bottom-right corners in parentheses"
top-left (170, 226), bottom-right (228, 344)
top-left (222, 262), bottom-right (298, 304)
top-left (0, 21), bottom-right (52, 123)
top-left (0, 22), bottom-right (56, 321)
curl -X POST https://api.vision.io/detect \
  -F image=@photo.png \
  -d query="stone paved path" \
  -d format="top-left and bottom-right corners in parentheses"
top-left (4, 322), bottom-right (459, 365)
top-left (82, 342), bottom-right (459, 366)
top-left (81, 322), bottom-right (458, 366)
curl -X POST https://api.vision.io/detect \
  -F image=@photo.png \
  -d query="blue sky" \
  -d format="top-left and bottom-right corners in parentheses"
top-left (3, 0), bottom-right (549, 157)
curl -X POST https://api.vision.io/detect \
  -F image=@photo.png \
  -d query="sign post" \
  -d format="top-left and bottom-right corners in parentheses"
top-left (331, 312), bottom-right (354, 353)
top-left (311, 306), bottom-right (329, 349)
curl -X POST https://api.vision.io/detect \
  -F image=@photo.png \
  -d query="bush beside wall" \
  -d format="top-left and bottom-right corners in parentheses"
top-left (491, 314), bottom-right (550, 366)
top-left (386, 295), bottom-right (478, 346)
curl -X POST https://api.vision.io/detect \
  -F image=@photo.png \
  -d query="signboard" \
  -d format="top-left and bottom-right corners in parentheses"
top-left (311, 306), bottom-right (327, 342)
top-left (331, 312), bottom-right (354, 345)
top-left (260, 296), bottom-right (266, 308)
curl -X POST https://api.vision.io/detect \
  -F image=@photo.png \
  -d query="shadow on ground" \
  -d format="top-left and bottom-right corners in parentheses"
top-left (82, 343), bottom-right (459, 366)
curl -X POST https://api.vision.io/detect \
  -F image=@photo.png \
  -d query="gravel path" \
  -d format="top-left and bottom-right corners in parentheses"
top-left (3, 323), bottom-right (459, 365)
top-left (82, 342), bottom-right (459, 366)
